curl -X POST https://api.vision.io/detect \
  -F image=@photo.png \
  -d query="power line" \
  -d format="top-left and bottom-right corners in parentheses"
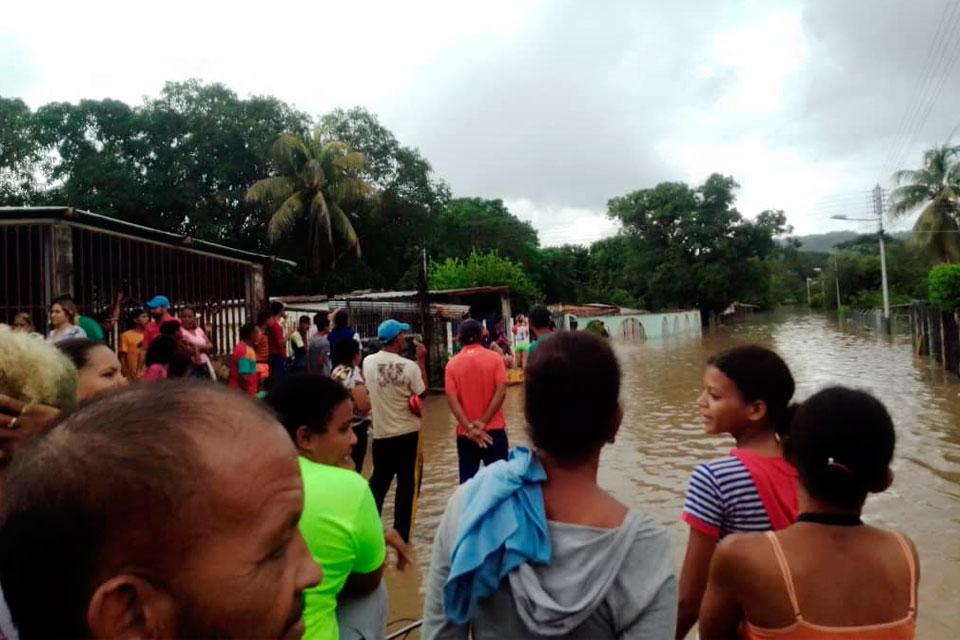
top-left (880, 0), bottom-right (960, 182)
top-left (891, 22), bottom-right (960, 177)
top-left (878, 0), bottom-right (960, 182)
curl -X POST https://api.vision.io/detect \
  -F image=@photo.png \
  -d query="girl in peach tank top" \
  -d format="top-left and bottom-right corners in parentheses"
top-left (699, 387), bottom-right (919, 640)
top-left (740, 530), bottom-right (916, 640)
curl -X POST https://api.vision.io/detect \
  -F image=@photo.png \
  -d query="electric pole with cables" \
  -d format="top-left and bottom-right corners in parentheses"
top-left (874, 185), bottom-right (892, 333)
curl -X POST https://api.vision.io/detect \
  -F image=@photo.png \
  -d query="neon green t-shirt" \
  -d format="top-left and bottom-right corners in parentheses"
top-left (298, 458), bottom-right (386, 640)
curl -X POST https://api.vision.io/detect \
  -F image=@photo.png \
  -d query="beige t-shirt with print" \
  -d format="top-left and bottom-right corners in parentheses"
top-left (362, 350), bottom-right (425, 439)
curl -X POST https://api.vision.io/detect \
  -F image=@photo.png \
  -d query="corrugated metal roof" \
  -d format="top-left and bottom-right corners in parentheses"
top-left (548, 303), bottom-right (620, 318)
top-left (329, 298), bottom-right (469, 319)
top-left (0, 206), bottom-right (296, 266)
top-left (333, 285), bottom-right (510, 302)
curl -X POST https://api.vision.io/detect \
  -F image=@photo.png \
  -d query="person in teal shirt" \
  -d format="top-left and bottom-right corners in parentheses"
top-left (526, 304), bottom-right (556, 357)
top-left (265, 375), bottom-right (411, 640)
top-left (76, 315), bottom-right (104, 341)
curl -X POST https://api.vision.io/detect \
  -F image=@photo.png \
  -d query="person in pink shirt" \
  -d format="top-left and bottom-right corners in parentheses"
top-left (179, 306), bottom-right (215, 379)
top-left (444, 319), bottom-right (509, 483)
top-left (143, 333), bottom-right (178, 381)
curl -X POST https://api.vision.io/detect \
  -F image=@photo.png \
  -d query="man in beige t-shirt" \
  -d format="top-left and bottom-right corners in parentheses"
top-left (362, 319), bottom-right (428, 542)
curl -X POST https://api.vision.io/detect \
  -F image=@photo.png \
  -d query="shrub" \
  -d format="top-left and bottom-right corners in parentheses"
top-left (429, 250), bottom-right (540, 306)
top-left (929, 264), bottom-right (960, 311)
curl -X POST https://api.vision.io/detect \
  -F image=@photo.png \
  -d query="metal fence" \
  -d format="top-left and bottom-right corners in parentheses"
top-left (0, 224), bottom-right (49, 332)
top-left (1, 221), bottom-right (262, 355)
top-left (68, 227), bottom-right (257, 355)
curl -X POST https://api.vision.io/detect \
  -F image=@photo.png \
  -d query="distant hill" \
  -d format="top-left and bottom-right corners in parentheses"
top-left (790, 230), bottom-right (910, 253)
top-left (791, 231), bottom-right (858, 253)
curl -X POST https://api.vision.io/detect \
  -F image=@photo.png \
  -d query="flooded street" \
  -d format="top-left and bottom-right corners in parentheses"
top-left (380, 311), bottom-right (960, 639)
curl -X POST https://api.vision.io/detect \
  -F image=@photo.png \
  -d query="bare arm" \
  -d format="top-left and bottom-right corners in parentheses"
top-left (698, 539), bottom-right (746, 639)
top-left (119, 349), bottom-right (133, 379)
top-left (351, 383), bottom-right (371, 415)
top-left (341, 564), bottom-right (384, 597)
top-left (445, 393), bottom-right (472, 431)
top-left (199, 324), bottom-right (214, 354)
top-left (676, 528), bottom-right (718, 639)
top-left (415, 342), bottom-right (429, 395)
top-left (102, 291), bottom-right (124, 333)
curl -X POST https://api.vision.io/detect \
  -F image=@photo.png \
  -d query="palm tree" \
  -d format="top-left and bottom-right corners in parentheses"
top-left (890, 144), bottom-right (960, 263)
top-left (246, 127), bottom-right (374, 273)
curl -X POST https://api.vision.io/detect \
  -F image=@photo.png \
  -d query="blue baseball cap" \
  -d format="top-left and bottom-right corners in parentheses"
top-left (146, 295), bottom-right (170, 309)
top-left (378, 319), bottom-right (410, 343)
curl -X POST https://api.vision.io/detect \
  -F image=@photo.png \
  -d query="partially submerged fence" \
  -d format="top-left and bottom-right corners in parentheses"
top-left (911, 300), bottom-right (958, 374)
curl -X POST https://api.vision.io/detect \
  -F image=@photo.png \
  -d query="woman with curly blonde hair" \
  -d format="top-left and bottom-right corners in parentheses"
top-left (0, 326), bottom-right (77, 483)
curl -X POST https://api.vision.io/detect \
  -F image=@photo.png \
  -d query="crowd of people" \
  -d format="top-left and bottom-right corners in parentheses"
top-left (0, 296), bottom-right (920, 640)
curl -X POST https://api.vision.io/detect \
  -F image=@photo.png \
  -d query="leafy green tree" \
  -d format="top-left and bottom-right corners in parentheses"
top-left (532, 245), bottom-right (592, 304)
top-left (246, 128), bottom-right (374, 274)
top-left (820, 241), bottom-right (932, 310)
top-left (607, 175), bottom-right (790, 314)
top-left (19, 81), bottom-right (311, 246)
top-left (429, 250), bottom-right (539, 308)
top-left (0, 98), bottom-right (43, 204)
top-left (428, 198), bottom-right (540, 268)
top-left (928, 264), bottom-right (960, 311)
top-left (890, 144), bottom-right (960, 262)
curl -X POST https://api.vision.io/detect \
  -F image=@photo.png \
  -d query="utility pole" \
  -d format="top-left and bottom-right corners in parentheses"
top-left (834, 257), bottom-right (842, 311)
top-left (806, 277), bottom-right (812, 306)
top-left (873, 185), bottom-right (891, 333)
top-left (418, 246), bottom-right (432, 379)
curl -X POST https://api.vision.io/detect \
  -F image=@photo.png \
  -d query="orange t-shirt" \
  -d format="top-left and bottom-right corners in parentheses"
top-left (444, 344), bottom-right (508, 436)
top-left (253, 332), bottom-right (269, 363)
top-left (118, 329), bottom-right (143, 377)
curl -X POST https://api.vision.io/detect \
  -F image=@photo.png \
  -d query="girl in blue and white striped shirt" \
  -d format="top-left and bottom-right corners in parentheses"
top-left (676, 345), bottom-right (799, 639)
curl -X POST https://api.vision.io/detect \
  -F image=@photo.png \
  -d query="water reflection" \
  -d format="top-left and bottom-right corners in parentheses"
top-left (382, 311), bottom-right (960, 639)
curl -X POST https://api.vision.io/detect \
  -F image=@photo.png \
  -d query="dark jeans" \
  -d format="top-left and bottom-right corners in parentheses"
top-left (268, 354), bottom-right (288, 381)
top-left (351, 421), bottom-right (370, 473)
top-left (457, 428), bottom-right (509, 483)
top-left (369, 431), bottom-right (422, 542)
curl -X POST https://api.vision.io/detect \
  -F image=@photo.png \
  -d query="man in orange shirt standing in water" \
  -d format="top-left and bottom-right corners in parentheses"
top-left (444, 319), bottom-right (509, 483)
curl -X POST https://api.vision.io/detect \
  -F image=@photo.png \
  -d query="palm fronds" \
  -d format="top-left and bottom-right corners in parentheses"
top-left (890, 144), bottom-right (960, 262)
top-left (247, 127), bottom-right (376, 273)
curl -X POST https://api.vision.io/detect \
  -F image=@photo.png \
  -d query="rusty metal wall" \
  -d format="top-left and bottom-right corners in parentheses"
top-left (0, 224), bottom-right (50, 332)
top-left (0, 224), bottom-right (49, 332)
top-left (68, 227), bottom-right (257, 354)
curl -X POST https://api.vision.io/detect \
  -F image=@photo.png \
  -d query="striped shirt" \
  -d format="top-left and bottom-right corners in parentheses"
top-left (681, 456), bottom-right (771, 539)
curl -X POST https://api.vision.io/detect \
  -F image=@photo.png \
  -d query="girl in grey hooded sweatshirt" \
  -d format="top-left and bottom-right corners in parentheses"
top-left (423, 331), bottom-right (677, 639)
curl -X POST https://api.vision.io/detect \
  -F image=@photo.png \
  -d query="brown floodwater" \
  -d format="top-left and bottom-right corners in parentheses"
top-left (374, 311), bottom-right (960, 639)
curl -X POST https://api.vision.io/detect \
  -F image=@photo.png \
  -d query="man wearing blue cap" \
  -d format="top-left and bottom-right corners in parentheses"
top-left (362, 319), bottom-right (428, 542)
top-left (142, 295), bottom-right (179, 351)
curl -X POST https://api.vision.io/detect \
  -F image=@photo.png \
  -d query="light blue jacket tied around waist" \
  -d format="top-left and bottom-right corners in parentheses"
top-left (443, 446), bottom-right (551, 624)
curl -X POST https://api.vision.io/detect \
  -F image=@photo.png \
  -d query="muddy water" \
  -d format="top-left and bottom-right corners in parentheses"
top-left (376, 311), bottom-right (960, 638)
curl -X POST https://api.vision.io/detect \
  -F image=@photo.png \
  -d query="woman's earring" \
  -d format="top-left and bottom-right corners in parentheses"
top-left (607, 437), bottom-right (615, 444)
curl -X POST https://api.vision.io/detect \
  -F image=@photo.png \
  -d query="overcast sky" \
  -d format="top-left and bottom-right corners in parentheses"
top-left (4, 0), bottom-right (960, 244)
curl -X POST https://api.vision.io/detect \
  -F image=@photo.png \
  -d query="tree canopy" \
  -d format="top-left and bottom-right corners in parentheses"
top-left (2, 80), bottom-right (814, 315)
top-left (606, 174), bottom-right (792, 312)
